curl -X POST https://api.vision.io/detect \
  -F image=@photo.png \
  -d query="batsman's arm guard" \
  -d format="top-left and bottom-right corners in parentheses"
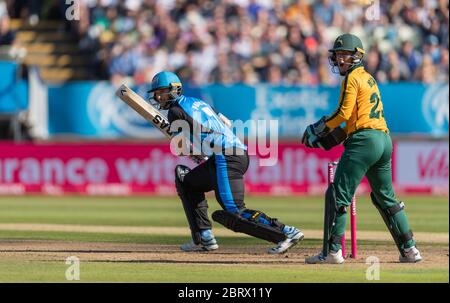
top-left (370, 192), bottom-right (414, 258)
top-left (212, 210), bottom-right (286, 244)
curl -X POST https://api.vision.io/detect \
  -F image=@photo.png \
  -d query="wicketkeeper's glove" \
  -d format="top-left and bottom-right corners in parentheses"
top-left (301, 117), bottom-right (329, 148)
top-left (302, 117), bottom-right (347, 150)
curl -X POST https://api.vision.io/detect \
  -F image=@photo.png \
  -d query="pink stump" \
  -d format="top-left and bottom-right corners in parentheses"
top-left (350, 195), bottom-right (357, 258)
top-left (328, 161), bottom-right (357, 259)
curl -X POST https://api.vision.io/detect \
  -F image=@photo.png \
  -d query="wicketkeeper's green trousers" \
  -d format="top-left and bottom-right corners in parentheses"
top-left (330, 129), bottom-right (415, 251)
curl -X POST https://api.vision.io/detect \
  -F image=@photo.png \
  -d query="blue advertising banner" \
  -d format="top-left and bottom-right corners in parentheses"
top-left (47, 81), bottom-right (449, 138)
top-left (381, 83), bottom-right (448, 136)
top-left (48, 82), bottom-right (162, 138)
top-left (203, 83), bottom-right (449, 137)
top-left (0, 61), bottom-right (28, 113)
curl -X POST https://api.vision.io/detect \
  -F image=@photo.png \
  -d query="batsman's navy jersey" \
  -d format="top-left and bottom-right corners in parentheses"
top-left (169, 95), bottom-right (286, 235)
top-left (167, 95), bottom-right (246, 156)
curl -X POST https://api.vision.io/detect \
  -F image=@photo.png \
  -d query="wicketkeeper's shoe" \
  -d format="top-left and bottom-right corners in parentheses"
top-left (399, 246), bottom-right (422, 263)
top-left (180, 229), bottom-right (219, 252)
top-left (268, 226), bottom-right (304, 254)
top-left (305, 249), bottom-right (345, 264)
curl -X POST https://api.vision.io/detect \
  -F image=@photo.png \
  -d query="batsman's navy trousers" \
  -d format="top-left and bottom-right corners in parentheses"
top-left (183, 150), bottom-right (276, 230)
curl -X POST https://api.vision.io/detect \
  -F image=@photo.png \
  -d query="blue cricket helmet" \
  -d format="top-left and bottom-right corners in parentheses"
top-left (149, 71), bottom-right (182, 92)
top-left (148, 71), bottom-right (183, 109)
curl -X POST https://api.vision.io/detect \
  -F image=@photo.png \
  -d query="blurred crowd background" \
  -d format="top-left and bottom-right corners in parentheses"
top-left (1, 0), bottom-right (449, 86)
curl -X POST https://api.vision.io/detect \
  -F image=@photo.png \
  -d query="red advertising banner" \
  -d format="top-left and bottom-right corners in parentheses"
top-left (0, 141), bottom-right (447, 196)
top-left (395, 141), bottom-right (449, 194)
top-left (0, 142), bottom-right (186, 195)
top-left (245, 144), bottom-right (348, 195)
top-left (0, 142), bottom-right (345, 195)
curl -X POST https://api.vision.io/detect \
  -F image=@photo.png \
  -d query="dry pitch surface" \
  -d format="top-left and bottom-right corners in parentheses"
top-left (1, 224), bottom-right (448, 266)
top-left (0, 239), bottom-right (448, 267)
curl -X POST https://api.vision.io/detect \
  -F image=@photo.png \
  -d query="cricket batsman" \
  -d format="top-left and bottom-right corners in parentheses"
top-left (149, 71), bottom-right (303, 254)
top-left (302, 34), bottom-right (422, 264)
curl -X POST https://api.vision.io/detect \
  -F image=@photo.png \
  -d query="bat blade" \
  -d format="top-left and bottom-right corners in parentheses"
top-left (115, 84), bottom-right (173, 138)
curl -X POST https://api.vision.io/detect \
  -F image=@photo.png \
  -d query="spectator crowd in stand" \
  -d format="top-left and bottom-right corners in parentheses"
top-left (2, 0), bottom-right (450, 86)
top-left (76, 0), bottom-right (448, 86)
top-left (0, 0), bottom-right (15, 47)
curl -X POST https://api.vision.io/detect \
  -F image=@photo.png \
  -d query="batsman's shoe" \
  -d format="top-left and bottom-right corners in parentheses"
top-left (180, 230), bottom-right (219, 252)
top-left (268, 226), bottom-right (304, 254)
top-left (399, 246), bottom-right (422, 263)
top-left (305, 250), bottom-right (345, 264)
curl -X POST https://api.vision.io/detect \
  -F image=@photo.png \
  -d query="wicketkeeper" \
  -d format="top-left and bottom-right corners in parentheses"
top-left (302, 34), bottom-right (422, 264)
top-left (149, 71), bottom-right (303, 254)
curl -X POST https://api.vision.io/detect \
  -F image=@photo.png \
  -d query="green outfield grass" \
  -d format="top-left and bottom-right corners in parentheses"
top-left (0, 261), bottom-right (447, 283)
top-left (0, 195), bottom-right (448, 283)
top-left (0, 195), bottom-right (447, 232)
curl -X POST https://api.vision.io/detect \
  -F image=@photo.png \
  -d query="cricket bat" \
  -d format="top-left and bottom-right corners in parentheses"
top-left (115, 84), bottom-right (207, 164)
top-left (115, 84), bottom-right (173, 138)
